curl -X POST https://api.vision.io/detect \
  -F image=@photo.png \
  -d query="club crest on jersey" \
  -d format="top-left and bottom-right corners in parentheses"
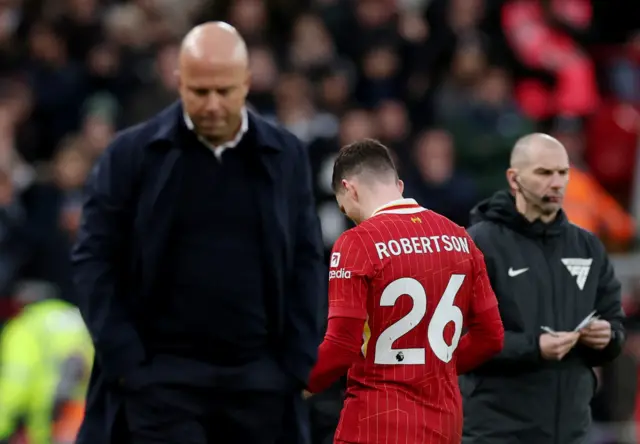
top-left (330, 252), bottom-right (341, 268)
top-left (411, 217), bottom-right (422, 224)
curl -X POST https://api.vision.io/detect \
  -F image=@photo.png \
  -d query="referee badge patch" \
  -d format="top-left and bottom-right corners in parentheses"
top-left (561, 258), bottom-right (593, 290)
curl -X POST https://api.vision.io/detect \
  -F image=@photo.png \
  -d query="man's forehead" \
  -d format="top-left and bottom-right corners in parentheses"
top-left (181, 62), bottom-right (247, 86)
top-left (526, 146), bottom-right (569, 170)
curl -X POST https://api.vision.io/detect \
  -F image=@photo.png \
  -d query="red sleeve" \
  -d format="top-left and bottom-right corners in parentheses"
top-left (456, 242), bottom-right (504, 374)
top-left (327, 231), bottom-right (372, 320)
top-left (307, 316), bottom-right (365, 393)
top-left (456, 307), bottom-right (504, 374)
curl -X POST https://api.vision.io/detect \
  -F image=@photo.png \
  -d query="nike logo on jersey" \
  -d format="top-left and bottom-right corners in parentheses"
top-left (508, 267), bottom-right (529, 277)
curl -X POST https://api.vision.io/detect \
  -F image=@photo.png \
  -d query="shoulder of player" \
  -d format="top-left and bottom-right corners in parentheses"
top-left (336, 226), bottom-right (388, 262)
top-left (414, 208), bottom-right (470, 233)
top-left (428, 209), bottom-right (470, 233)
top-left (336, 224), bottom-right (377, 247)
top-left (332, 227), bottom-right (379, 271)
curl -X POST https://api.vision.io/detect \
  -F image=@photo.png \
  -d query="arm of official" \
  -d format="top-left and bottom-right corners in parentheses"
top-left (285, 139), bottom-right (327, 387)
top-left (307, 232), bottom-right (370, 394)
top-left (456, 241), bottom-right (504, 374)
top-left (71, 133), bottom-right (146, 383)
top-left (578, 243), bottom-right (625, 366)
top-left (468, 224), bottom-right (542, 367)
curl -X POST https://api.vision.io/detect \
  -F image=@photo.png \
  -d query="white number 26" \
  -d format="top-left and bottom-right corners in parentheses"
top-left (373, 275), bottom-right (465, 365)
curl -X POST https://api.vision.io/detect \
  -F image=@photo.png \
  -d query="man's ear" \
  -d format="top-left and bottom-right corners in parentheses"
top-left (506, 168), bottom-right (519, 193)
top-left (397, 179), bottom-right (404, 195)
top-left (343, 179), bottom-right (359, 201)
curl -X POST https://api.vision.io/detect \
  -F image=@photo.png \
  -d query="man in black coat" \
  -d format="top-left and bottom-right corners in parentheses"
top-left (72, 22), bottom-right (326, 444)
top-left (461, 133), bottom-right (625, 444)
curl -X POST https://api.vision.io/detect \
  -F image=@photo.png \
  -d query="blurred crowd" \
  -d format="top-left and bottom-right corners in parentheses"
top-left (0, 0), bottom-right (639, 442)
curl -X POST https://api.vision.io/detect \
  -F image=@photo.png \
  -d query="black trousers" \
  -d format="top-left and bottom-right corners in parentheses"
top-left (124, 383), bottom-right (287, 444)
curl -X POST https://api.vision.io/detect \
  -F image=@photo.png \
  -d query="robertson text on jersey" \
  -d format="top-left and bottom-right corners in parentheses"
top-left (375, 235), bottom-right (470, 260)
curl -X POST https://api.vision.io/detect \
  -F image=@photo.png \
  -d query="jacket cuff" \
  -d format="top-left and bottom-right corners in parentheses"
top-left (533, 331), bottom-right (543, 362)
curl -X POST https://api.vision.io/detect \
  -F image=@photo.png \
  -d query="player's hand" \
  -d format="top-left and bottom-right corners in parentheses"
top-left (302, 390), bottom-right (313, 399)
top-left (539, 332), bottom-right (580, 360)
top-left (579, 320), bottom-right (612, 350)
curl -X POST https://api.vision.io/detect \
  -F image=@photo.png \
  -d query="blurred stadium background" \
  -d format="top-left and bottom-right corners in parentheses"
top-left (0, 0), bottom-right (639, 443)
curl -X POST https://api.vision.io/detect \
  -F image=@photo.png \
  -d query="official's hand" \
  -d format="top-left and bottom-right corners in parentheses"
top-left (302, 390), bottom-right (313, 399)
top-left (539, 332), bottom-right (580, 360)
top-left (579, 320), bottom-right (612, 350)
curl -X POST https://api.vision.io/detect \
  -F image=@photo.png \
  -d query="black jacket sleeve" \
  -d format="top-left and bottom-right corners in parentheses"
top-left (71, 131), bottom-right (146, 383)
top-left (468, 224), bottom-right (542, 368)
top-left (578, 240), bottom-right (625, 367)
top-left (283, 138), bottom-right (327, 386)
top-left (489, 330), bottom-right (542, 366)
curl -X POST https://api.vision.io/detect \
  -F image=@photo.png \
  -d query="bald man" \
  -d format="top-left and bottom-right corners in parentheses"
top-left (72, 22), bottom-right (325, 444)
top-left (460, 133), bottom-right (625, 444)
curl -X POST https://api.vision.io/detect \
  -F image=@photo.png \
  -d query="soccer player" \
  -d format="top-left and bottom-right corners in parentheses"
top-left (305, 139), bottom-right (504, 444)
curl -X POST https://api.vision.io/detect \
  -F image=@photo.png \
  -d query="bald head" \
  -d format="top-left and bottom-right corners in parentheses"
top-left (177, 22), bottom-right (251, 145)
top-left (510, 133), bottom-right (565, 168)
top-left (180, 21), bottom-right (248, 68)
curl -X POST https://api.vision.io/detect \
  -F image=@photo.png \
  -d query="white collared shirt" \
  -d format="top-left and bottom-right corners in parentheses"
top-left (183, 107), bottom-right (249, 161)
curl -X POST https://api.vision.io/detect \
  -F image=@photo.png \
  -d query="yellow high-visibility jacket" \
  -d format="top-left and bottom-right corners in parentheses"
top-left (0, 299), bottom-right (93, 444)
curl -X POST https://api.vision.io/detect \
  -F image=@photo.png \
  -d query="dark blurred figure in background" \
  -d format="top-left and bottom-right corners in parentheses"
top-left (404, 129), bottom-right (478, 227)
top-left (438, 65), bottom-right (535, 199)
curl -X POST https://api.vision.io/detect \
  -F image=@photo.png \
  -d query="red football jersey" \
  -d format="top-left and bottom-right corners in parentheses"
top-left (328, 199), bottom-right (498, 444)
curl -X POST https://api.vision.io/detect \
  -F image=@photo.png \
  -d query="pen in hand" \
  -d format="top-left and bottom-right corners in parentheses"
top-left (540, 326), bottom-right (559, 337)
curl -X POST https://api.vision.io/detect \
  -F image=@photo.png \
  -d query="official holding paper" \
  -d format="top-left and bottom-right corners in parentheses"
top-left (461, 133), bottom-right (625, 444)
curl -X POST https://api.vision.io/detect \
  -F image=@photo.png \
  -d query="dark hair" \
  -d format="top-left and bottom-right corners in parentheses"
top-left (331, 138), bottom-right (397, 193)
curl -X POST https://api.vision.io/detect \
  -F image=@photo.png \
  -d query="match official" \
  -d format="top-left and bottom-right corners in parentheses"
top-left (72, 22), bottom-right (325, 444)
top-left (461, 133), bottom-right (625, 444)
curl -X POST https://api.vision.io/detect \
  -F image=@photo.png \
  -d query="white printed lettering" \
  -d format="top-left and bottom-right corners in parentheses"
top-left (441, 235), bottom-right (453, 252)
top-left (459, 237), bottom-right (469, 253)
top-left (411, 237), bottom-right (422, 254)
top-left (421, 237), bottom-right (432, 253)
top-left (373, 236), bottom-right (471, 260)
top-left (375, 242), bottom-right (390, 259)
top-left (400, 238), bottom-right (413, 254)
top-left (388, 240), bottom-right (401, 256)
